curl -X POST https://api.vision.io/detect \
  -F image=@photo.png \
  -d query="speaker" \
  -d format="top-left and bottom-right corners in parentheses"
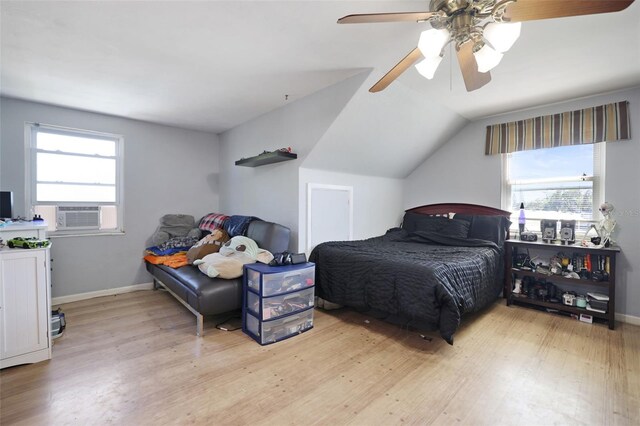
top-left (559, 219), bottom-right (576, 244)
top-left (540, 219), bottom-right (557, 242)
top-left (520, 232), bottom-right (537, 242)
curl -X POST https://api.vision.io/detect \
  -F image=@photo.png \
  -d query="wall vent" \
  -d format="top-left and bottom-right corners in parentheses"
top-left (56, 206), bottom-right (100, 230)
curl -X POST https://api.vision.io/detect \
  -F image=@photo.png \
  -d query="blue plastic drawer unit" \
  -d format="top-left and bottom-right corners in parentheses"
top-left (246, 263), bottom-right (315, 296)
top-left (243, 262), bottom-right (315, 345)
top-left (246, 287), bottom-right (315, 320)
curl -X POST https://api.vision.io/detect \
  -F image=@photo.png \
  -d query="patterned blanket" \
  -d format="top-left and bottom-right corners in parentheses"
top-left (309, 228), bottom-right (503, 344)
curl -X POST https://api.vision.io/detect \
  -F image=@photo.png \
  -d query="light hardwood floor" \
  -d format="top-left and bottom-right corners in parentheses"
top-left (1, 290), bottom-right (638, 425)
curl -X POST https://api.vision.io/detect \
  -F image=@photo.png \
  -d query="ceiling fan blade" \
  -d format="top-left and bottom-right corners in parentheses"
top-left (369, 48), bottom-right (423, 93)
top-left (503, 0), bottom-right (635, 22)
top-left (456, 42), bottom-right (491, 92)
top-left (338, 12), bottom-right (436, 24)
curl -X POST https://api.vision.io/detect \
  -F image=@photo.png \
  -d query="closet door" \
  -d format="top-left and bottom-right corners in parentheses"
top-left (306, 184), bottom-right (353, 254)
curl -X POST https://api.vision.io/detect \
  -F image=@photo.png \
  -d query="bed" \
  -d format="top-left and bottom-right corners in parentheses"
top-left (309, 203), bottom-right (511, 344)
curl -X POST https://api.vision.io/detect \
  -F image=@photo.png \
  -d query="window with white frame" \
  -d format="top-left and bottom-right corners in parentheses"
top-left (502, 143), bottom-right (605, 237)
top-left (26, 123), bottom-right (124, 234)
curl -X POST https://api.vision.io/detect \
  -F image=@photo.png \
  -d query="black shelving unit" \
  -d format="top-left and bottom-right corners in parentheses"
top-left (235, 151), bottom-right (297, 167)
top-left (504, 239), bottom-right (620, 329)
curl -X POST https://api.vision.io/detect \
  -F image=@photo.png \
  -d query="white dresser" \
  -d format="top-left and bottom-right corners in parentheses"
top-left (0, 223), bottom-right (52, 369)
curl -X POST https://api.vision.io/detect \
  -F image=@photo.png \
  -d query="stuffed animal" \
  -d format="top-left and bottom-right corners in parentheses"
top-left (186, 228), bottom-right (230, 264)
top-left (193, 236), bottom-right (273, 279)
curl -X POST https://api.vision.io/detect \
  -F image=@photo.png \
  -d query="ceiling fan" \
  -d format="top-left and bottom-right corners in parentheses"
top-left (338, 0), bottom-right (635, 92)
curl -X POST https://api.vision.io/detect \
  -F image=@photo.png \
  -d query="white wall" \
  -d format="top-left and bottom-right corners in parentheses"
top-left (404, 87), bottom-right (640, 318)
top-left (299, 168), bottom-right (404, 253)
top-left (0, 97), bottom-right (220, 298)
top-left (302, 73), bottom-right (468, 179)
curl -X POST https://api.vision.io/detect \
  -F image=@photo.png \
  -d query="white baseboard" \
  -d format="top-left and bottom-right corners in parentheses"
top-left (52, 282), bottom-right (154, 306)
top-left (615, 312), bottom-right (640, 327)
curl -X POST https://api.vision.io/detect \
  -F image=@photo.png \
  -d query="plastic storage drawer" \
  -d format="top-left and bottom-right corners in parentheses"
top-left (247, 287), bottom-right (315, 320)
top-left (246, 264), bottom-right (315, 296)
top-left (245, 308), bottom-right (314, 345)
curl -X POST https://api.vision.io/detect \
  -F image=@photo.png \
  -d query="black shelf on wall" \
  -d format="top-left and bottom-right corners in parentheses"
top-left (235, 151), bottom-right (297, 167)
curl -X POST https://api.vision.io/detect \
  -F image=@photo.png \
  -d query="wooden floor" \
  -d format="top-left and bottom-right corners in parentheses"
top-left (1, 290), bottom-right (639, 426)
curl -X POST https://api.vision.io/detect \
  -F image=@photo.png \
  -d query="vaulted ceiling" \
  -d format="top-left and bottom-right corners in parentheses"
top-left (1, 1), bottom-right (639, 134)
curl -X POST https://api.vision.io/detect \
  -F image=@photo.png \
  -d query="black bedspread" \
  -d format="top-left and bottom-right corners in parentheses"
top-left (309, 228), bottom-right (504, 344)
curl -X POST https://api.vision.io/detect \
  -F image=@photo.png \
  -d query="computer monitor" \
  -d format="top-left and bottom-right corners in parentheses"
top-left (0, 191), bottom-right (14, 219)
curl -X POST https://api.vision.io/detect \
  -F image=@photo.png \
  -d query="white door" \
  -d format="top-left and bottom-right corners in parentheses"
top-left (307, 184), bottom-right (353, 253)
top-left (0, 250), bottom-right (48, 360)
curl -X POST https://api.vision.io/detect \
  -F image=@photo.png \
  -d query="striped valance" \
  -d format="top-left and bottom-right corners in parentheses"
top-left (485, 101), bottom-right (630, 155)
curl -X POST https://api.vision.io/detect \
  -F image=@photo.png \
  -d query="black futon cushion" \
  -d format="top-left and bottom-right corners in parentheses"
top-left (146, 220), bottom-right (291, 318)
top-left (146, 262), bottom-right (242, 315)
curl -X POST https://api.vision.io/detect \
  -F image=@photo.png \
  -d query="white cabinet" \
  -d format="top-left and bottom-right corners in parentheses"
top-left (0, 224), bottom-right (52, 368)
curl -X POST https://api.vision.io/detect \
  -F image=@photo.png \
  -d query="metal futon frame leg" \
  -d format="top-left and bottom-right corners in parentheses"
top-left (153, 278), bottom-right (204, 337)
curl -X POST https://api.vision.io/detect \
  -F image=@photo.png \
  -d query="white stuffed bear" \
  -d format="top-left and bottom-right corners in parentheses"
top-left (193, 235), bottom-right (273, 279)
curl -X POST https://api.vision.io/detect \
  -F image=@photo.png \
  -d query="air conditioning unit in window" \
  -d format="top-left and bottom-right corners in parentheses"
top-left (56, 206), bottom-right (100, 230)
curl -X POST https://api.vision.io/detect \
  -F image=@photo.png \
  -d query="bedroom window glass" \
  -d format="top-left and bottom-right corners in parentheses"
top-left (26, 123), bottom-right (124, 235)
top-left (502, 143), bottom-right (605, 237)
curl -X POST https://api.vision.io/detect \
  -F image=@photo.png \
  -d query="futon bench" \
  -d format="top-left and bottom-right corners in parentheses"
top-left (145, 220), bottom-right (290, 336)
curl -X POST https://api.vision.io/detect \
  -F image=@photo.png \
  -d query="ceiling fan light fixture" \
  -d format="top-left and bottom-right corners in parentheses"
top-left (474, 43), bottom-right (503, 73)
top-left (417, 28), bottom-right (450, 58)
top-left (342, 0), bottom-right (636, 93)
top-left (483, 22), bottom-right (521, 53)
top-left (415, 55), bottom-right (443, 79)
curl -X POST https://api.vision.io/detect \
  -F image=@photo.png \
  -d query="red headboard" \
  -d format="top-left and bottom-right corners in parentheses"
top-left (405, 203), bottom-right (512, 240)
top-left (406, 203), bottom-right (511, 218)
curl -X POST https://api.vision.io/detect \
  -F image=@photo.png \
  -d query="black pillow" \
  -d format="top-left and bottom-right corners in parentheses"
top-left (452, 213), bottom-right (473, 224)
top-left (453, 214), bottom-right (511, 245)
top-left (439, 219), bottom-right (470, 239)
top-left (401, 213), bottom-right (450, 233)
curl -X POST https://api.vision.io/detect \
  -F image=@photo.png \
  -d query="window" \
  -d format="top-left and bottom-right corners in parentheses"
top-left (502, 143), bottom-right (605, 237)
top-left (26, 123), bottom-right (124, 235)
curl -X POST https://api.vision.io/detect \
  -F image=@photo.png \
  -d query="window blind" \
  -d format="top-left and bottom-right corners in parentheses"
top-left (485, 101), bottom-right (630, 155)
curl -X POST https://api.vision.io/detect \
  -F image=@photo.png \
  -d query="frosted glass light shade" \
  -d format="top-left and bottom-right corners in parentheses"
top-left (474, 43), bottom-right (503, 73)
top-left (484, 22), bottom-right (521, 53)
top-left (415, 56), bottom-right (443, 79)
top-left (417, 29), bottom-right (450, 59)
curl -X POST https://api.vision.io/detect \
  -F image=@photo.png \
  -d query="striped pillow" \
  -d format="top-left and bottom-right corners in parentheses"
top-left (198, 213), bottom-right (229, 232)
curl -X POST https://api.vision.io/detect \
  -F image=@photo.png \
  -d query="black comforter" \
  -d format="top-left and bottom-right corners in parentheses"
top-left (309, 228), bottom-right (504, 344)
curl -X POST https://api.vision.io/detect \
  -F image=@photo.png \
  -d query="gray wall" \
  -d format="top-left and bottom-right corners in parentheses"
top-left (404, 87), bottom-right (640, 318)
top-left (4, 83), bottom-right (636, 318)
top-left (218, 73), bottom-right (369, 249)
top-left (294, 70), bottom-right (466, 253)
top-left (219, 69), bottom-right (468, 251)
top-left (0, 97), bottom-right (220, 298)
